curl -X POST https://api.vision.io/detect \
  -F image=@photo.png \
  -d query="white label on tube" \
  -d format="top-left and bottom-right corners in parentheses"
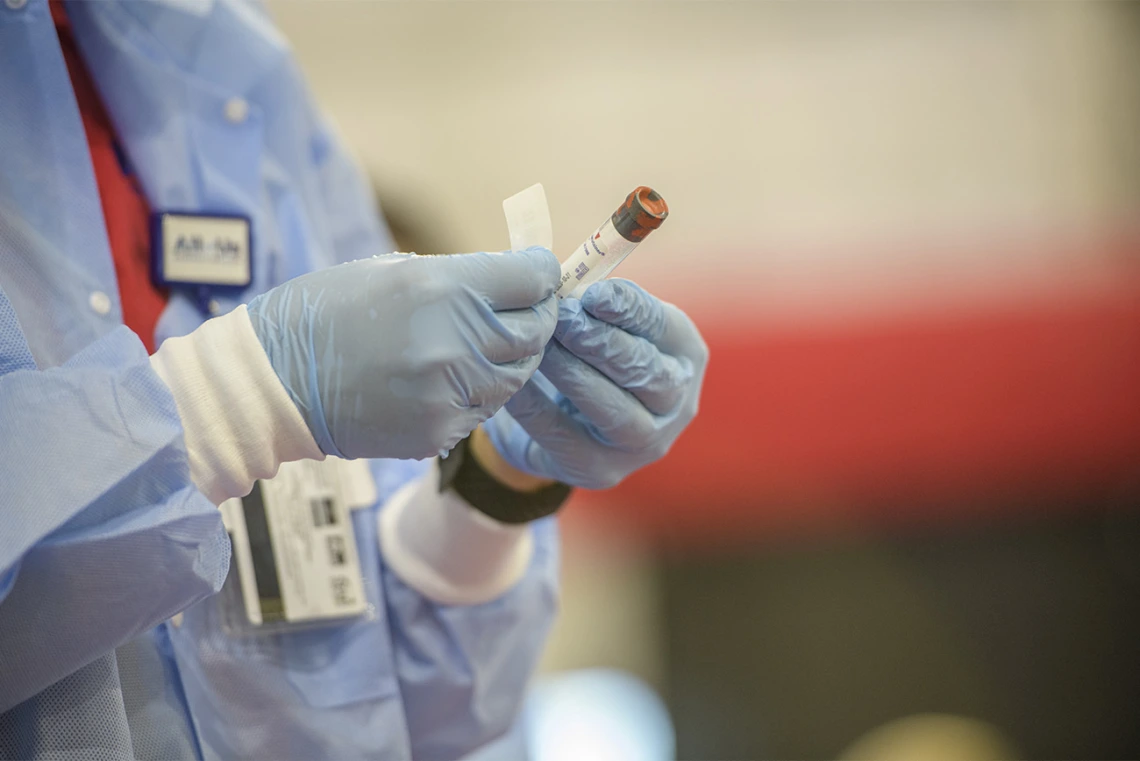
top-left (557, 218), bottom-right (638, 299)
top-left (501, 183), bottom-right (643, 301)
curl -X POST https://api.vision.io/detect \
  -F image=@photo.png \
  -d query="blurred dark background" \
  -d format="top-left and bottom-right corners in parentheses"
top-left (666, 500), bottom-right (1140, 759)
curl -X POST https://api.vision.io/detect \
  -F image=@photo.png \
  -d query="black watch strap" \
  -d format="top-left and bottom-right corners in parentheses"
top-left (438, 436), bottom-right (572, 525)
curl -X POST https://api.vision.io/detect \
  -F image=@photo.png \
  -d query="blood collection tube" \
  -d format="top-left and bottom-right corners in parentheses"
top-left (556, 186), bottom-right (668, 299)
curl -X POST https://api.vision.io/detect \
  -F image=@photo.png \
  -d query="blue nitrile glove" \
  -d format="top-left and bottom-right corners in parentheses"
top-left (484, 279), bottom-right (708, 489)
top-left (247, 247), bottom-right (560, 461)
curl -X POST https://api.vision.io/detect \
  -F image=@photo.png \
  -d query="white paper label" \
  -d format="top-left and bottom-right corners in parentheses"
top-left (502, 183), bottom-right (554, 253)
top-left (264, 460), bottom-right (367, 621)
top-left (332, 458), bottom-right (379, 510)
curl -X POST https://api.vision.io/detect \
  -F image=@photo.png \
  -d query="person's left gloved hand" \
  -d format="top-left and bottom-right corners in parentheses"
top-left (483, 279), bottom-right (708, 490)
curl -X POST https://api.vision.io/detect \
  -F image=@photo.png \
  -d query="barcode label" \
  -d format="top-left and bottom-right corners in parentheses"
top-left (249, 461), bottom-right (367, 623)
top-left (310, 496), bottom-right (337, 527)
top-left (331, 576), bottom-right (355, 607)
top-left (327, 535), bottom-right (346, 565)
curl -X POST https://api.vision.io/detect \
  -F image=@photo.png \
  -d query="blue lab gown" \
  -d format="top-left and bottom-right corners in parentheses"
top-left (0, 1), bottom-right (558, 758)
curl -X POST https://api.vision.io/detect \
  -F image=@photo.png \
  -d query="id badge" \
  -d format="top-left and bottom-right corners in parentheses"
top-left (220, 459), bottom-right (370, 631)
top-left (150, 211), bottom-right (252, 290)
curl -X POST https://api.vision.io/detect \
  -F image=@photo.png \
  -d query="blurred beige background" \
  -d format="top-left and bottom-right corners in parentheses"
top-left (273, 0), bottom-right (1140, 322)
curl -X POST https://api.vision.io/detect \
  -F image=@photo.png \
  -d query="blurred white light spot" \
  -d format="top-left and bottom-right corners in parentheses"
top-left (224, 97), bottom-right (249, 125)
top-left (527, 669), bottom-right (674, 761)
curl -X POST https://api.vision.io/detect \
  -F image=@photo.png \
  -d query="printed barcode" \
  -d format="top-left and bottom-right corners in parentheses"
top-left (331, 576), bottom-right (354, 607)
top-left (327, 535), bottom-right (347, 566)
top-left (310, 496), bottom-right (337, 527)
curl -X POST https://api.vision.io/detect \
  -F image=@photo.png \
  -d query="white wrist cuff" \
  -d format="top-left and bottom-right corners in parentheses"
top-left (150, 304), bottom-right (324, 504)
top-left (378, 459), bottom-right (534, 606)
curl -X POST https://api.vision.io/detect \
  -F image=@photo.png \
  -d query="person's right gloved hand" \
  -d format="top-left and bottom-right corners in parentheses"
top-left (246, 246), bottom-right (560, 461)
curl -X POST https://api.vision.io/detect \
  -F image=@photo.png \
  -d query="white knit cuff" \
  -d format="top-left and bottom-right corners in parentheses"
top-left (378, 460), bottom-right (534, 606)
top-left (150, 304), bottom-right (324, 504)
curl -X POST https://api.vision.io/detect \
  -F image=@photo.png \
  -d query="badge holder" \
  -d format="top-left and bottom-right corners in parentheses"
top-left (216, 459), bottom-right (377, 637)
top-left (150, 211), bottom-right (254, 314)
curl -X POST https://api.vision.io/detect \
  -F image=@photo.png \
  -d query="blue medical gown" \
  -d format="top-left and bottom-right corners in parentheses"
top-left (0, 1), bottom-right (558, 758)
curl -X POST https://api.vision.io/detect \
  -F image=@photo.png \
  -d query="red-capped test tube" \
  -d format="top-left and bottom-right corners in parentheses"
top-left (556, 186), bottom-right (669, 299)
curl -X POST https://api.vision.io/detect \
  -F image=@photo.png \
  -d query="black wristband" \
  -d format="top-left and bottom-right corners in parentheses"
top-left (438, 436), bottom-right (572, 525)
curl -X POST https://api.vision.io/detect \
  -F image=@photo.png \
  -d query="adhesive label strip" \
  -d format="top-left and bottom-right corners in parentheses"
top-left (502, 183), bottom-right (553, 252)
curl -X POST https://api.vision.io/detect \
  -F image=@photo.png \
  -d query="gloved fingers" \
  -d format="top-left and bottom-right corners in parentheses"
top-left (581, 279), bottom-right (709, 365)
top-left (553, 298), bottom-right (693, 416)
top-left (503, 378), bottom-right (581, 445)
top-left (503, 380), bottom-right (637, 490)
top-left (538, 341), bottom-right (660, 452)
top-left (465, 351), bottom-right (544, 409)
top-left (457, 246), bottom-right (561, 310)
top-left (579, 279), bottom-right (669, 343)
top-left (477, 295), bottom-right (559, 364)
top-left (502, 378), bottom-right (598, 472)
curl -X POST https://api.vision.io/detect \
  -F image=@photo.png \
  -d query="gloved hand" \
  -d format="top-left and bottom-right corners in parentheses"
top-left (247, 247), bottom-right (560, 461)
top-left (484, 279), bottom-right (708, 490)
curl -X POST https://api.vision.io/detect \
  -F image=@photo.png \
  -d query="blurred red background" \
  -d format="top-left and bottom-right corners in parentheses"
top-left (598, 234), bottom-right (1140, 543)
